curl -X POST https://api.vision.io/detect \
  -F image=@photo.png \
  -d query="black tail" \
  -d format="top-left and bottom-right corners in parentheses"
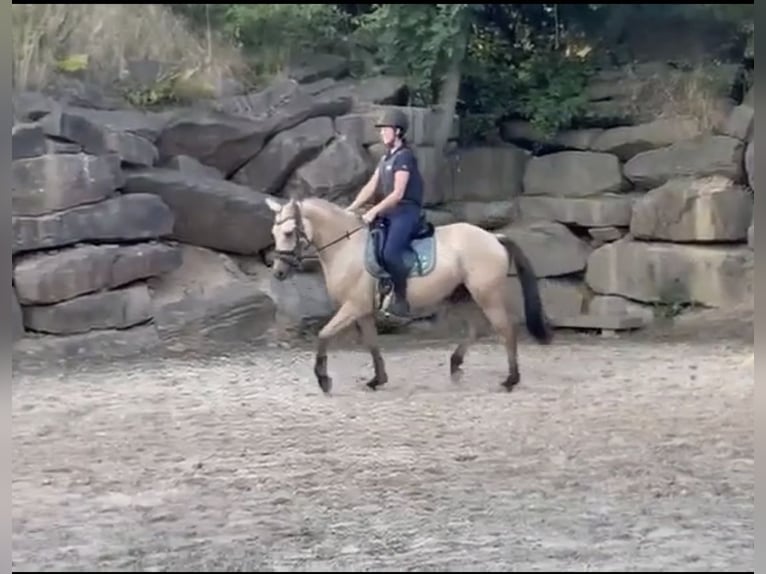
top-left (496, 236), bottom-right (554, 344)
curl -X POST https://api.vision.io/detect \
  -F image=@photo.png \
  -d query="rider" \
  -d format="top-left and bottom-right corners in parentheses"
top-left (346, 109), bottom-right (425, 317)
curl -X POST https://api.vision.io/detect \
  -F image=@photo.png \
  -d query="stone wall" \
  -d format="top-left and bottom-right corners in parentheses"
top-left (11, 61), bottom-right (754, 359)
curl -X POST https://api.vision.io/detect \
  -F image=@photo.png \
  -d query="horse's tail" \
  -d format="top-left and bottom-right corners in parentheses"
top-left (496, 235), bottom-right (554, 345)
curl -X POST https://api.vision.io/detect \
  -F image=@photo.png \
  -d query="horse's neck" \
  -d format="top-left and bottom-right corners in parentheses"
top-left (303, 201), bottom-right (365, 265)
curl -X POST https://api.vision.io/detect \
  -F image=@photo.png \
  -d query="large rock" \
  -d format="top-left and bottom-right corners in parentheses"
top-left (22, 283), bottom-right (153, 335)
top-left (722, 104), bottom-right (754, 142)
top-left (507, 277), bottom-right (585, 325)
top-left (157, 79), bottom-right (351, 176)
top-left (623, 135), bottom-right (745, 189)
top-left (310, 76), bottom-right (409, 107)
top-left (160, 155), bottom-right (223, 180)
top-left (523, 151), bottom-right (625, 198)
top-left (148, 245), bottom-right (277, 342)
top-left (232, 116), bottom-right (334, 195)
top-left (12, 153), bottom-right (123, 216)
top-left (39, 108), bottom-right (159, 166)
top-left (498, 221), bottom-right (591, 278)
top-left (630, 176), bottom-right (753, 242)
top-left (121, 168), bottom-right (277, 254)
top-left (585, 240), bottom-right (753, 308)
top-left (444, 146), bottom-right (528, 203)
top-left (590, 117), bottom-right (702, 161)
top-left (443, 201), bottom-right (517, 230)
top-left (286, 53), bottom-right (350, 84)
top-left (14, 242), bottom-right (182, 305)
top-left (45, 105), bottom-right (169, 141)
top-left (12, 123), bottom-right (47, 160)
top-left (261, 271), bottom-right (335, 327)
top-left (13, 193), bottom-right (174, 254)
top-left (746, 142), bottom-right (754, 191)
top-left (518, 194), bottom-right (638, 227)
top-left (12, 288), bottom-right (24, 342)
top-left (586, 295), bottom-right (654, 323)
top-left (499, 120), bottom-right (603, 151)
top-left (283, 138), bottom-right (372, 202)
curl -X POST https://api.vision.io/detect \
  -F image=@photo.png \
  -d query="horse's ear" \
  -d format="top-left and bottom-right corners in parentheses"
top-left (265, 197), bottom-right (282, 213)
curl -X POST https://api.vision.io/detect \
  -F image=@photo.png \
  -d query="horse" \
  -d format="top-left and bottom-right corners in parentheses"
top-left (265, 195), bottom-right (553, 394)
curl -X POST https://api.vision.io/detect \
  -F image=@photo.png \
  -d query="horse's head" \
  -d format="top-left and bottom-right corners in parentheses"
top-left (265, 197), bottom-right (314, 281)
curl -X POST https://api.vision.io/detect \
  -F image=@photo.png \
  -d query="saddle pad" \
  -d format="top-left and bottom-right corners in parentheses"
top-left (364, 231), bottom-right (437, 279)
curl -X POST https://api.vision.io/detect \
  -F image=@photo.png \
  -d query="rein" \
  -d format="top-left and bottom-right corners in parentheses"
top-left (272, 207), bottom-right (366, 268)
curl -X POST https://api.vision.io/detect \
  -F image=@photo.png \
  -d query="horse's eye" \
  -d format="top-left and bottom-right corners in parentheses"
top-left (284, 230), bottom-right (294, 238)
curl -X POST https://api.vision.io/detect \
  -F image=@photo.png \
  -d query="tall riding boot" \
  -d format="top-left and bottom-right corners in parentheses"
top-left (387, 274), bottom-right (411, 317)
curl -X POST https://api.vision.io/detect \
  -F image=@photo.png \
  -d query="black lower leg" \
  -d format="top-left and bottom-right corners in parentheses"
top-left (502, 363), bottom-right (520, 391)
top-left (314, 338), bottom-right (332, 394)
top-left (367, 347), bottom-right (388, 390)
top-left (450, 345), bottom-right (466, 375)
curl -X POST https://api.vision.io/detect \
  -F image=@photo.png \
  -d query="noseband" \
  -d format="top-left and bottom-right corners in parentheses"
top-left (272, 203), bottom-right (365, 269)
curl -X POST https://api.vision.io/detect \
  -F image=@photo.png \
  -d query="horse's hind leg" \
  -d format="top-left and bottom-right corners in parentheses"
top-left (355, 315), bottom-right (388, 390)
top-left (450, 314), bottom-right (477, 380)
top-left (469, 285), bottom-right (520, 391)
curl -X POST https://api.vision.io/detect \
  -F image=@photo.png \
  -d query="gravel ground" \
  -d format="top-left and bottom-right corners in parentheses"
top-left (12, 322), bottom-right (754, 572)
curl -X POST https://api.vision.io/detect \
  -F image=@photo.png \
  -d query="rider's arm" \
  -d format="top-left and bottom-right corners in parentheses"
top-left (367, 151), bottom-right (412, 218)
top-left (347, 167), bottom-right (380, 211)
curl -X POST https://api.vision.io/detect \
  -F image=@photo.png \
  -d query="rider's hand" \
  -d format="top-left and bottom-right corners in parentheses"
top-left (361, 210), bottom-right (376, 224)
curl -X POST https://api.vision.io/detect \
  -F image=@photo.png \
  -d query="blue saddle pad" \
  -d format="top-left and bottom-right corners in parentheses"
top-left (364, 228), bottom-right (437, 279)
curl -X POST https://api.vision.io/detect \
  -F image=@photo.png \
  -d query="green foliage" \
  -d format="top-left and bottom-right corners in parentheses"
top-left (165, 3), bottom-right (751, 142)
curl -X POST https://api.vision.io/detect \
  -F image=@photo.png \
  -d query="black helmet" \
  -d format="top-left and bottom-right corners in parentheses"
top-left (374, 108), bottom-right (409, 134)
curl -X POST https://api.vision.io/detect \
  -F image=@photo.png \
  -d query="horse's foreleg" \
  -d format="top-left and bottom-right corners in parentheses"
top-left (315, 302), bottom-right (364, 394)
top-left (355, 314), bottom-right (388, 390)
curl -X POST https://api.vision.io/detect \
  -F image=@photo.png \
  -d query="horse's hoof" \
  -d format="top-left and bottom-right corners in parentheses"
top-left (501, 376), bottom-right (519, 392)
top-left (317, 375), bottom-right (333, 394)
top-left (449, 354), bottom-right (464, 376)
top-left (366, 378), bottom-right (386, 391)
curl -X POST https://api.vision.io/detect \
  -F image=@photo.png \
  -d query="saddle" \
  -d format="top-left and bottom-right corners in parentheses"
top-left (364, 213), bottom-right (437, 282)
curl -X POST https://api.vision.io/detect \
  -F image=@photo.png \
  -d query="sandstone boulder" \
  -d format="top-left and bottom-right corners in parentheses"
top-left (22, 283), bottom-right (153, 335)
top-left (122, 168), bottom-right (277, 254)
top-left (310, 75), bottom-right (409, 107)
top-left (630, 176), bottom-right (753, 242)
top-left (12, 123), bottom-right (47, 160)
top-left (590, 117), bottom-right (702, 160)
top-left (12, 288), bottom-right (24, 342)
top-left (518, 195), bottom-right (638, 227)
top-left (14, 242), bottom-right (182, 305)
top-left (12, 153), bottom-right (123, 216)
top-left (507, 278), bottom-right (585, 325)
top-left (232, 116), bottom-right (334, 195)
top-left (283, 138), bottom-right (372, 203)
top-left (498, 221), bottom-right (591, 278)
top-left (39, 108), bottom-right (159, 166)
top-left (746, 142), bottom-right (754, 191)
top-left (722, 104), bottom-right (754, 142)
top-left (588, 226), bottom-right (626, 245)
top-left (443, 201), bottom-right (516, 230)
top-left (13, 193), bottom-right (174, 254)
top-left (445, 146), bottom-right (528, 203)
top-left (286, 53), bottom-right (350, 84)
top-left (523, 151), bottom-right (625, 198)
top-left (161, 155), bottom-right (223, 180)
top-left (586, 295), bottom-right (654, 323)
top-left (49, 106), bottom-right (169, 141)
top-left (148, 245), bottom-right (277, 343)
top-left (585, 240), bottom-right (753, 308)
top-left (623, 135), bottom-right (745, 189)
top-left (158, 79), bottom-right (351, 176)
top-left (500, 120), bottom-right (603, 151)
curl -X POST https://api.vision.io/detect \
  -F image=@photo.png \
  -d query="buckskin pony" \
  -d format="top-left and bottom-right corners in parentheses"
top-left (266, 196), bottom-right (553, 394)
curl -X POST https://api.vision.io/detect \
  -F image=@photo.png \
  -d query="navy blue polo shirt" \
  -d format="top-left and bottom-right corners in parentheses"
top-left (378, 146), bottom-right (424, 206)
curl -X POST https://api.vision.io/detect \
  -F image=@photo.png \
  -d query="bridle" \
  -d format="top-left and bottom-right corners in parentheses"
top-left (272, 203), bottom-right (366, 269)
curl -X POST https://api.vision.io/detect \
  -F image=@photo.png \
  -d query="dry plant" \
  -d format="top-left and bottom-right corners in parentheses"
top-left (12, 4), bottom-right (247, 98)
top-left (630, 64), bottom-right (734, 132)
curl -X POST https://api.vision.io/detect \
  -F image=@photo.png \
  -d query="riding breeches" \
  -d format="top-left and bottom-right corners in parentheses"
top-left (379, 204), bottom-right (421, 294)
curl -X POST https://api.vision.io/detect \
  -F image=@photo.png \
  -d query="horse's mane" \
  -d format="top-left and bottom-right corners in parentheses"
top-left (299, 196), bottom-right (357, 223)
